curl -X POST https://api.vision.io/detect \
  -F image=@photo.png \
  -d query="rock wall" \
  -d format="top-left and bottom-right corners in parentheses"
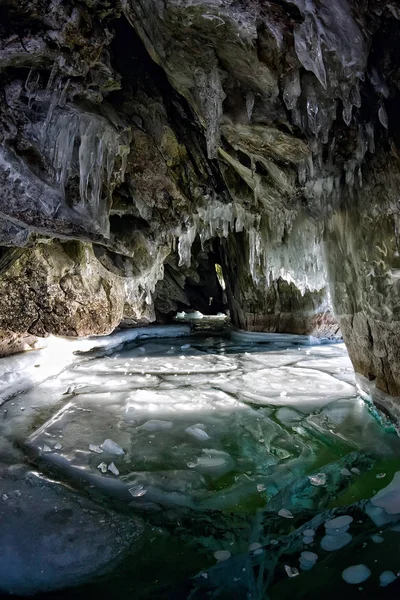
top-left (1, 1), bottom-right (400, 399)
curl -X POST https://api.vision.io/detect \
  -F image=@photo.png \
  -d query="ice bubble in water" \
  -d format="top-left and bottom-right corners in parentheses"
top-left (278, 509), bottom-right (294, 519)
top-left (380, 571), bottom-right (396, 587)
top-left (321, 532), bottom-right (352, 551)
top-left (108, 462), bottom-right (119, 476)
top-left (371, 534), bottom-right (384, 543)
top-left (97, 462), bottom-right (107, 473)
top-left (308, 472), bottom-right (327, 486)
top-left (342, 565), bottom-right (371, 584)
top-left (185, 426), bottom-right (210, 441)
top-left (341, 468), bottom-right (352, 477)
top-left (129, 485), bottom-right (147, 498)
top-left (89, 444), bottom-right (103, 454)
top-left (325, 515), bottom-right (353, 532)
top-left (248, 542), bottom-right (262, 551)
top-left (100, 439), bottom-right (125, 455)
top-left (303, 529), bottom-right (315, 537)
top-left (303, 536), bottom-right (314, 544)
top-left (138, 420), bottom-right (173, 432)
top-left (299, 551), bottom-right (318, 570)
top-left (214, 550), bottom-right (231, 561)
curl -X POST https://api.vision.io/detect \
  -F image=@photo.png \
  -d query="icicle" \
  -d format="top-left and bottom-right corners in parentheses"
top-left (378, 105), bottom-right (388, 129)
top-left (283, 70), bottom-right (301, 110)
top-left (246, 91), bottom-right (255, 122)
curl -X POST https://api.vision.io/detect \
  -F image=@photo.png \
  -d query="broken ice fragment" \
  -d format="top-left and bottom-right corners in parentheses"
top-left (284, 565), bottom-right (299, 578)
top-left (342, 564), bottom-right (371, 584)
top-left (42, 444), bottom-right (52, 453)
top-left (371, 534), bottom-right (384, 543)
top-left (129, 485), bottom-right (147, 498)
top-left (54, 443), bottom-right (62, 450)
top-left (308, 472), bottom-right (326, 486)
top-left (278, 508), bottom-right (294, 519)
top-left (380, 571), bottom-right (396, 587)
top-left (100, 439), bottom-right (125, 455)
top-left (97, 462), bottom-right (107, 473)
top-left (108, 462), bottom-right (119, 476)
top-left (257, 484), bottom-right (266, 492)
top-left (214, 550), bottom-right (231, 561)
top-left (351, 467), bottom-right (361, 475)
top-left (187, 461), bottom-right (197, 468)
top-left (376, 473), bottom-right (386, 479)
top-left (378, 105), bottom-right (388, 129)
top-left (89, 444), bottom-right (103, 454)
top-left (185, 426), bottom-right (210, 441)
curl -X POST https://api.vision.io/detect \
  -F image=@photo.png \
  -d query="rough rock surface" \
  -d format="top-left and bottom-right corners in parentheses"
top-left (1, 1), bottom-right (400, 398)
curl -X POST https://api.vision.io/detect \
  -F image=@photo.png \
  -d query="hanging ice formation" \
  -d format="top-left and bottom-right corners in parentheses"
top-left (177, 201), bottom-right (326, 295)
top-left (284, 0), bottom-right (386, 204)
top-left (36, 68), bottom-right (130, 235)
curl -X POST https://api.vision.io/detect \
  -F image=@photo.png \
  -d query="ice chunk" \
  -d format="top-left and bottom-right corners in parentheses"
top-left (97, 462), bottom-right (107, 474)
top-left (321, 532), bottom-right (352, 551)
top-left (284, 565), bottom-right (300, 578)
top-left (351, 467), bottom-right (361, 475)
top-left (191, 449), bottom-right (233, 476)
top-left (371, 534), bottom-right (384, 543)
top-left (108, 462), bottom-right (119, 476)
top-left (89, 444), bottom-right (103, 454)
top-left (308, 473), bottom-right (327, 486)
top-left (342, 565), bottom-right (371, 584)
top-left (185, 426), bottom-right (210, 441)
top-left (128, 485), bottom-right (147, 498)
top-left (380, 571), bottom-right (396, 587)
top-left (42, 444), bottom-right (52, 453)
top-left (100, 439), bottom-right (125, 456)
top-left (214, 550), bottom-right (231, 562)
top-left (278, 509), bottom-right (294, 519)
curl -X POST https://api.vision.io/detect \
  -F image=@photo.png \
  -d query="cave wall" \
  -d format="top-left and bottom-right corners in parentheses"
top-left (1, 1), bottom-right (400, 399)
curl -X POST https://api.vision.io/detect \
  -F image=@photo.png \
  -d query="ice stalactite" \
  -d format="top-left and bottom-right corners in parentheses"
top-left (194, 65), bottom-right (226, 159)
top-left (177, 199), bottom-right (325, 294)
top-left (43, 109), bottom-right (130, 234)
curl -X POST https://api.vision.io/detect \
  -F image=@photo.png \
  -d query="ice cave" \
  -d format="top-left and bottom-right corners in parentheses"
top-left (1, 0), bottom-right (400, 598)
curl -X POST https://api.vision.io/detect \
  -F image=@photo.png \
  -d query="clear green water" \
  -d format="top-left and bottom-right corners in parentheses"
top-left (1, 330), bottom-right (400, 599)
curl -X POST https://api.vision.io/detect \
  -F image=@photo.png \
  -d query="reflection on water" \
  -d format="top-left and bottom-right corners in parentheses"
top-left (1, 327), bottom-right (400, 599)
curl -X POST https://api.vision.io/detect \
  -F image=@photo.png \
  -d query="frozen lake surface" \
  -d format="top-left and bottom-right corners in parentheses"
top-left (1, 326), bottom-right (400, 598)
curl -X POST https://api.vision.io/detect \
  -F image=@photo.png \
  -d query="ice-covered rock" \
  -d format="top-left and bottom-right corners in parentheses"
top-left (371, 471), bottom-right (400, 514)
top-left (0, 465), bottom-right (142, 595)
